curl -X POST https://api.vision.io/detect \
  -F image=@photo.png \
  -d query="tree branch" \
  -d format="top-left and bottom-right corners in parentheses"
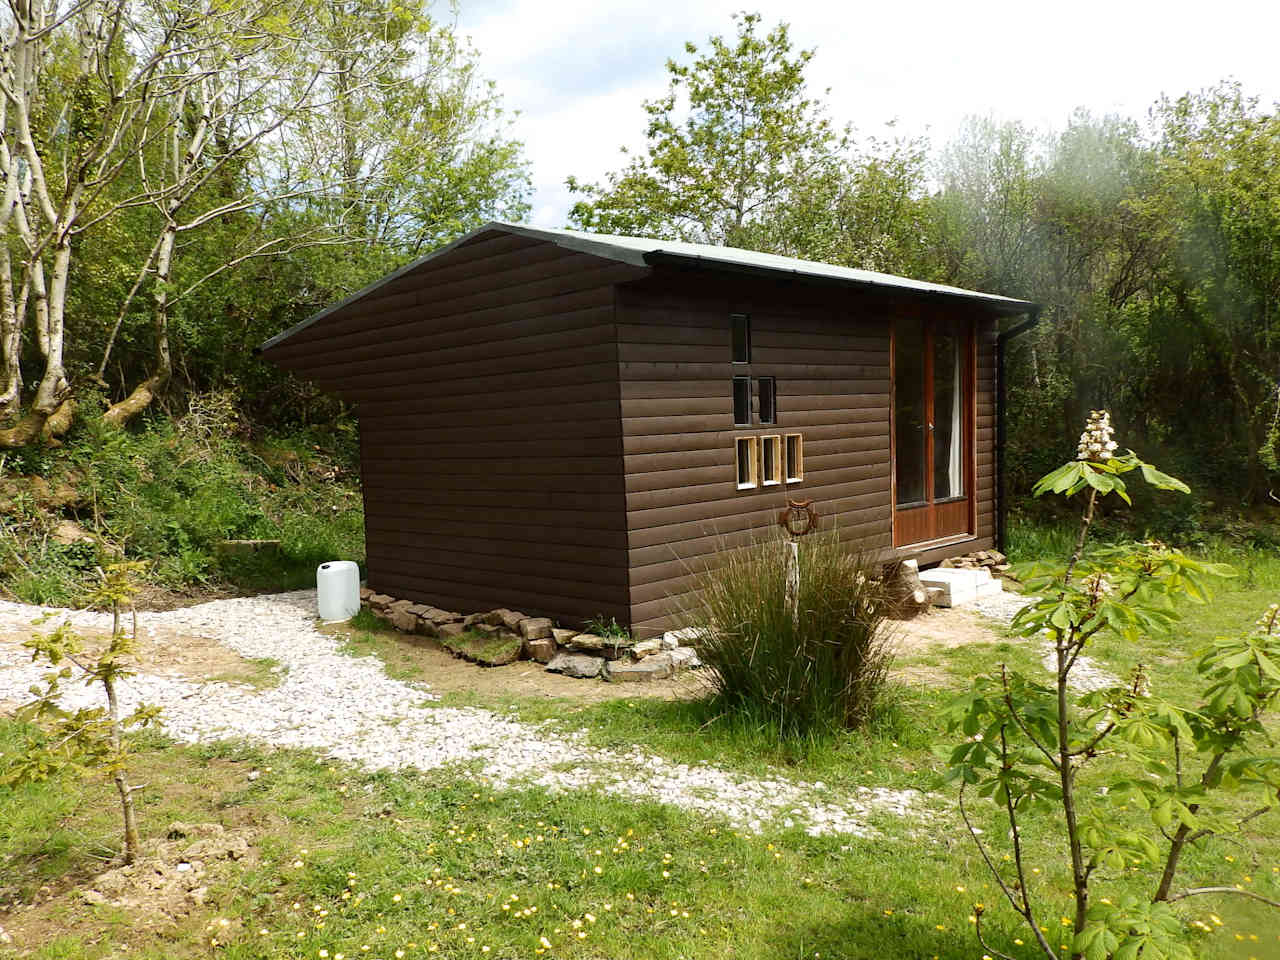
top-left (1167, 887), bottom-right (1280, 908)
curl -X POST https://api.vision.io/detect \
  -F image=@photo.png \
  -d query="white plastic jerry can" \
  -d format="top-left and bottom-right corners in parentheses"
top-left (316, 560), bottom-right (360, 622)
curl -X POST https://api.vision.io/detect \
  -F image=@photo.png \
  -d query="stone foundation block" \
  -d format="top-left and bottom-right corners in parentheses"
top-left (523, 638), bottom-right (556, 663)
top-left (519, 617), bottom-right (554, 640)
top-left (390, 609), bottom-right (419, 633)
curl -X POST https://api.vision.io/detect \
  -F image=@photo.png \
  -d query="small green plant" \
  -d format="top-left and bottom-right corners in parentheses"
top-left (583, 615), bottom-right (630, 641)
top-left (679, 530), bottom-right (891, 739)
top-left (4, 562), bottom-right (161, 864)
top-left (942, 411), bottom-right (1279, 960)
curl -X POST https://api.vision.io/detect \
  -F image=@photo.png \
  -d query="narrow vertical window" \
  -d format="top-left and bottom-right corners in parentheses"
top-left (736, 437), bottom-right (759, 489)
top-left (785, 433), bottom-right (804, 482)
top-left (732, 376), bottom-right (751, 425)
top-left (761, 435), bottom-right (781, 485)
top-left (757, 377), bottom-right (776, 424)
top-left (731, 313), bottom-right (751, 363)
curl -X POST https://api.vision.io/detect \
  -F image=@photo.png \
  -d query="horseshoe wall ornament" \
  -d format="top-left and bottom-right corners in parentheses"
top-left (777, 499), bottom-right (818, 539)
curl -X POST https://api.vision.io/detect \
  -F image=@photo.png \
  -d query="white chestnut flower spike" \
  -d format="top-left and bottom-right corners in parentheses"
top-left (1077, 409), bottom-right (1119, 462)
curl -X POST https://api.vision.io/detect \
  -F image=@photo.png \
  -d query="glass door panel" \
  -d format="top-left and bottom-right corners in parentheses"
top-left (893, 317), bottom-right (973, 546)
top-left (893, 317), bottom-right (927, 507)
top-left (932, 329), bottom-right (963, 500)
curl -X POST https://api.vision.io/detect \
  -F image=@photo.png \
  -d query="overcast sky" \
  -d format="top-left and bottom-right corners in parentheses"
top-left (456, 0), bottom-right (1280, 229)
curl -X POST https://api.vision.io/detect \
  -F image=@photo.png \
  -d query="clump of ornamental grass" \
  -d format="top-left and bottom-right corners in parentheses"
top-left (678, 530), bottom-right (893, 739)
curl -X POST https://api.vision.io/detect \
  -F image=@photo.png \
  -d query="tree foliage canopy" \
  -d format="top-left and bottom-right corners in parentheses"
top-left (0, 0), bottom-right (530, 437)
top-left (567, 13), bottom-right (847, 248)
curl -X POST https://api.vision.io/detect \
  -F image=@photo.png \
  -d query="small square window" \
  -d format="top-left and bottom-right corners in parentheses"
top-left (758, 377), bottom-right (776, 424)
top-left (785, 433), bottom-right (804, 482)
top-left (736, 436), bottom-right (759, 489)
top-left (761, 435), bottom-right (781, 486)
top-left (731, 313), bottom-right (751, 363)
top-left (732, 376), bottom-right (751, 425)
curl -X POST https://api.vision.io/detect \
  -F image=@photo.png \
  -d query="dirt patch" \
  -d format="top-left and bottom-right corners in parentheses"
top-left (886, 606), bottom-right (1009, 686)
top-left (890, 607), bottom-right (1006, 653)
top-left (0, 620), bottom-right (282, 689)
top-left (327, 623), bottom-right (703, 703)
top-left (1, 822), bottom-right (254, 950)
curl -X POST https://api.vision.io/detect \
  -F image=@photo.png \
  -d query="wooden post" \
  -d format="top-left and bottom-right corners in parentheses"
top-left (784, 538), bottom-right (799, 621)
top-left (777, 500), bottom-right (818, 625)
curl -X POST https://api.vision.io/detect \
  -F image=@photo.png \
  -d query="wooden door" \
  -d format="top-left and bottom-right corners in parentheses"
top-left (892, 316), bottom-right (975, 547)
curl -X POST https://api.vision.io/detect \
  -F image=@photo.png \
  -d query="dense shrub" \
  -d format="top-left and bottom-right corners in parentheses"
top-left (0, 393), bottom-right (364, 605)
top-left (679, 531), bottom-right (893, 739)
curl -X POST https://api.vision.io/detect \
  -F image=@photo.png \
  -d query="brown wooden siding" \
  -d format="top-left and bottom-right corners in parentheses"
top-left (615, 272), bottom-right (1000, 638)
top-left (263, 229), bottom-right (647, 625)
top-left (264, 227), bottom-right (1005, 636)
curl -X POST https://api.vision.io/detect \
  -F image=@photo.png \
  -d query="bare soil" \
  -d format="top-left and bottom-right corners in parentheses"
top-left (885, 607), bottom-right (1008, 686)
top-left (0, 747), bottom-right (278, 956)
top-left (0, 620), bottom-right (280, 689)
top-left (890, 606), bottom-right (1005, 652)
top-left (323, 622), bottom-right (705, 703)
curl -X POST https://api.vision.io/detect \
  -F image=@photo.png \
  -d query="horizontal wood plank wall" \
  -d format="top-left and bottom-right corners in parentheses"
top-left (616, 274), bottom-right (1004, 638)
top-left (263, 229), bottom-right (648, 625)
top-left (616, 274), bottom-right (895, 638)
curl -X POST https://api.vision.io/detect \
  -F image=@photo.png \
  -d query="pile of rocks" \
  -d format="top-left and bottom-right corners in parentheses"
top-left (361, 589), bottom-right (701, 683)
top-left (939, 549), bottom-right (1015, 580)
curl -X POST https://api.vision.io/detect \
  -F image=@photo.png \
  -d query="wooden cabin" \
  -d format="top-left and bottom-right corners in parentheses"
top-left (260, 223), bottom-right (1035, 638)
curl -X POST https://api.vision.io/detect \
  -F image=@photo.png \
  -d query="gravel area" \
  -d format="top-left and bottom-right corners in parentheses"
top-left (970, 589), bottom-right (1036, 623)
top-left (965, 589), bottom-right (1120, 691)
top-left (0, 591), bottom-right (930, 838)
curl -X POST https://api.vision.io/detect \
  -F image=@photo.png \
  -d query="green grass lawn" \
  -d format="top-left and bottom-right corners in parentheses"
top-left (2, 538), bottom-right (1279, 959)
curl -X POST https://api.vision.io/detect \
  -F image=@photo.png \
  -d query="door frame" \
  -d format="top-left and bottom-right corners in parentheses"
top-left (889, 312), bottom-right (978, 548)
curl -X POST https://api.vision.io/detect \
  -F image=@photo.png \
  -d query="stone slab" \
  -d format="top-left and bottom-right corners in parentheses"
top-left (632, 638), bottom-right (663, 659)
top-left (565, 633), bottom-right (630, 659)
top-left (605, 654), bottom-right (673, 682)
top-left (662, 627), bottom-right (704, 647)
top-left (918, 567), bottom-right (1002, 607)
top-left (545, 653), bottom-right (605, 679)
top-left (668, 647), bottom-right (702, 670)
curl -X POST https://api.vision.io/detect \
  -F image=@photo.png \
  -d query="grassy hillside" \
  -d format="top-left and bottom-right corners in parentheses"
top-left (0, 393), bottom-right (364, 607)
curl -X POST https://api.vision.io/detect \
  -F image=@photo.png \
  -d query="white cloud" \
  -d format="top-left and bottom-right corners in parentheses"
top-left (457, 0), bottom-right (1280, 227)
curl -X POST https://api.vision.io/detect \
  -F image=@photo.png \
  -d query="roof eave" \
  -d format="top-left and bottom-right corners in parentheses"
top-left (256, 220), bottom-right (657, 355)
top-left (640, 250), bottom-right (1038, 317)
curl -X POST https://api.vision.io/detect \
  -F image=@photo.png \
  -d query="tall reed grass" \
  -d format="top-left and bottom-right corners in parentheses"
top-left (678, 531), bottom-right (893, 739)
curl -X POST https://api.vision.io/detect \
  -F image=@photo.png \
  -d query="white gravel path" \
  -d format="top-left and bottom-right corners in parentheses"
top-left (0, 591), bottom-right (929, 838)
top-left (968, 588), bottom-right (1120, 691)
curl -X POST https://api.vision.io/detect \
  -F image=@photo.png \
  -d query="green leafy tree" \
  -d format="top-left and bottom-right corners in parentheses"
top-left (6, 562), bottom-right (160, 864)
top-left (941, 411), bottom-right (1279, 960)
top-left (1139, 83), bottom-right (1280, 502)
top-left (567, 12), bottom-right (847, 248)
top-left (757, 130), bottom-right (936, 274)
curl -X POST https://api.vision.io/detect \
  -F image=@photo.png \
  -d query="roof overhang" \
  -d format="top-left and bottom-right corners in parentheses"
top-left (258, 221), bottom-right (1039, 354)
top-left (639, 250), bottom-right (1037, 317)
